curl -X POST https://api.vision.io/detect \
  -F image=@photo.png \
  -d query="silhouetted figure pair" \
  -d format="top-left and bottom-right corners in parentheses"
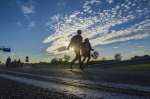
top-left (68, 30), bottom-right (93, 70)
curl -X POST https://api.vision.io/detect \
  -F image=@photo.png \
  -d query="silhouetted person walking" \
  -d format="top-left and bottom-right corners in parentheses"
top-left (68, 30), bottom-right (83, 69)
top-left (81, 38), bottom-right (93, 67)
top-left (6, 57), bottom-right (11, 68)
top-left (17, 59), bottom-right (23, 67)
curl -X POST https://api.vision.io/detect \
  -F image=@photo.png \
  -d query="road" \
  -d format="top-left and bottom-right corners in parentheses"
top-left (0, 65), bottom-right (150, 99)
top-left (0, 77), bottom-right (82, 99)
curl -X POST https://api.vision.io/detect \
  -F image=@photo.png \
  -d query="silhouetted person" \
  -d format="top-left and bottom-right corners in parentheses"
top-left (68, 30), bottom-right (83, 69)
top-left (13, 59), bottom-right (18, 67)
top-left (17, 59), bottom-right (22, 67)
top-left (6, 57), bottom-right (11, 68)
top-left (81, 38), bottom-right (93, 67)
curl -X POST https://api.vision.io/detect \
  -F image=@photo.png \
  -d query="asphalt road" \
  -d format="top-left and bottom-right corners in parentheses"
top-left (0, 64), bottom-right (150, 99)
top-left (0, 77), bottom-right (82, 99)
top-left (2, 64), bottom-right (150, 86)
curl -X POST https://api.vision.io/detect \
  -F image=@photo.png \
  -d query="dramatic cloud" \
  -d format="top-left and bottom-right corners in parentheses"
top-left (44, 0), bottom-right (150, 55)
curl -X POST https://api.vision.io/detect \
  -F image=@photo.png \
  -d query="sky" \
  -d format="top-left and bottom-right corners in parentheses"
top-left (0, 0), bottom-right (150, 63)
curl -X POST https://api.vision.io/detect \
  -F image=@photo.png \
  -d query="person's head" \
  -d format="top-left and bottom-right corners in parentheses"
top-left (84, 38), bottom-right (89, 42)
top-left (77, 30), bottom-right (82, 35)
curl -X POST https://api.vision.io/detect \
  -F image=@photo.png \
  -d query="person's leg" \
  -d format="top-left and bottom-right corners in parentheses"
top-left (70, 54), bottom-right (78, 69)
top-left (82, 56), bottom-right (86, 63)
top-left (81, 56), bottom-right (86, 69)
top-left (86, 54), bottom-right (91, 65)
top-left (77, 52), bottom-right (82, 69)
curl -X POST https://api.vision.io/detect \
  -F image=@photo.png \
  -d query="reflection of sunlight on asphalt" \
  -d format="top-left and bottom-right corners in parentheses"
top-left (64, 69), bottom-right (84, 76)
top-left (62, 69), bottom-right (86, 97)
top-left (63, 85), bottom-right (84, 96)
top-left (63, 69), bottom-right (84, 79)
top-left (50, 68), bottom-right (86, 97)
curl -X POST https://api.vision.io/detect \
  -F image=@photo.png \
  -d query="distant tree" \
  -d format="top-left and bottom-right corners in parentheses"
top-left (58, 58), bottom-right (63, 64)
top-left (102, 57), bottom-right (106, 61)
top-left (131, 55), bottom-right (150, 61)
top-left (131, 56), bottom-right (139, 60)
top-left (63, 55), bottom-right (70, 63)
top-left (51, 58), bottom-right (58, 64)
top-left (25, 56), bottom-right (29, 63)
top-left (114, 53), bottom-right (122, 61)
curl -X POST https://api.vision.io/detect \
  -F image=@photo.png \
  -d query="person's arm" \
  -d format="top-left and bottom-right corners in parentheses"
top-left (67, 42), bottom-right (71, 50)
top-left (67, 36), bottom-right (73, 50)
top-left (89, 43), bottom-right (94, 51)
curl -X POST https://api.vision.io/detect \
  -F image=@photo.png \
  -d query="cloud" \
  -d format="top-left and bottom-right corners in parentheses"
top-left (44, 0), bottom-right (150, 55)
top-left (21, 4), bottom-right (35, 14)
top-left (19, 0), bottom-right (35, 15)
top-left (28, 21), bottom-right (36, 28)
top-left (91, 19), bottom-right (150, 46)
top-left (57, 1), bottom-right (66, 8)
top-left (16, 21), bottom-right (23, 27)
top-left (106, 0), bottom-right (113, 4)
top-left (17, 0), bottom-right (36, 29)
top-left (113, 46), bottom-right (118, 49)
top-left (16, 0), bottom-right (35, 16)
top-left (136, 45), bottom-right (145, 48)
top-left (83, 0), bottom-right (100, 12)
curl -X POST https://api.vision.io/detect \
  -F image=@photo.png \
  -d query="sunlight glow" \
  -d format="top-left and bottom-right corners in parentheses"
top-left (69, 47), bottom-right (74, 51)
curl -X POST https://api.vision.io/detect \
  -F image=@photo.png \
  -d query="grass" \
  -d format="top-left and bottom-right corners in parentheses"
top-left (114, 63), bottom-right (150, 71)
top-left (21, 62), bottom-right (150, 71)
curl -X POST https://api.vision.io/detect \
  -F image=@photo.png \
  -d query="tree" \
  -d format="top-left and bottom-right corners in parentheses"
top-left (58, 58), bottom-right (63, 64)
top-left (51, 58), bottom-right (58, 64)
top-left (25, 56), bottom-right (29, 63)
top-left (63, 55), bottom-right (70, 63)
top-left (102, 57), bottom-right (106, 61)
top-left (114, 53), bottom-right (122, 61)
